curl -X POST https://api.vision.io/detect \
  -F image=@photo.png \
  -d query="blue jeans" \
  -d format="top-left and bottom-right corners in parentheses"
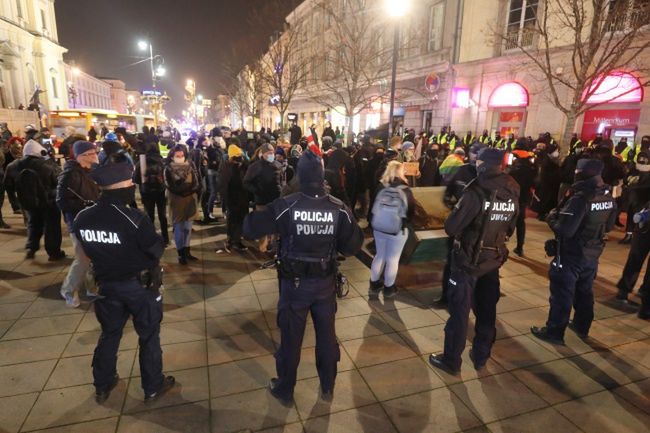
top-left (206, 169), bottom-right (219, 216)
top-left (173, 221), bottom-right (193, 250)
top-left (370, 229), bottom-right (408, 286)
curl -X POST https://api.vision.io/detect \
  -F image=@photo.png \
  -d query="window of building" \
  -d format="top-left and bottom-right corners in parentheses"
top-left (608, 0), bottom-right (650, 31)
top-left (504, 0), bottom-right (538, 50)
top-left (51, 76), bottom-right (58, 98)
top-left (427, 2), bottom-right (444, 52)
top-left (41, 9), bottom-right (47, 30)
top-left (16, 0), bottom-right (22, 18)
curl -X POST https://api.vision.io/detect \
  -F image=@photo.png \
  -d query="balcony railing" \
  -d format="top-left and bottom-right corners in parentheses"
top-left (504, 27), bottom-right (535, 51)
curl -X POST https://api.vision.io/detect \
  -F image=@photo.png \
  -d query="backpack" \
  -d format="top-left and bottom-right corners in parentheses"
top-left (16, 168), bottom-right (48, 211)
top-left (371, 185), bottom-right (408, 235)
top-left (142, 156), bottom-right (165, 193)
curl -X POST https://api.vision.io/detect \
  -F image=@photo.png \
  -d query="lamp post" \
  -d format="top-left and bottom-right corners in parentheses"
top-left (384, 0), bottom-right (411, 139)
top-left (138, 39), bottom-right (166, 127)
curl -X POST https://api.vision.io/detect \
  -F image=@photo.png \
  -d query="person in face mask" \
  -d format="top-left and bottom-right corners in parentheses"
top-left (164, 146), bottom-right (200, 265)
top-left (219, 144), bottom-right (250, 252)
top-left (618, 152), bottom-right (650, 245)
top-left (417, 143), bottom-right (441, 187)
top-left (532, 159), bottom-right (616, 345)
top-left (243, 142), bottom-right (282, 253)
top-left (74, 152), bottom-right (175, 403)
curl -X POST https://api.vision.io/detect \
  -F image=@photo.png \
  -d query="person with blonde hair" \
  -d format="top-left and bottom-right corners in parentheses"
top-left (368, 160), bottom-right (415, 298)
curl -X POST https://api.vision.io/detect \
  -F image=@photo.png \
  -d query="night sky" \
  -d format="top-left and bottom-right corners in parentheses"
top-left (55, 0), bottom-right (302, 116)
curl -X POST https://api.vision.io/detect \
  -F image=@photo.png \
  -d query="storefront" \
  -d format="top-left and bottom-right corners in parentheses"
top-left (580, 71), bottom-right (644, 144)
top-left (487, 82), bottom-right (529, 137)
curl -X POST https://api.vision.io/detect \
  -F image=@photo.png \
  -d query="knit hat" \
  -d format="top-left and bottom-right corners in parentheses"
top-left (298, 149), bottom-right (324, 189)
top-left (23, 139), bottom-right (47, 158)
top-left (91, 155), bottom-right (134, 187)
top-left (477, 148), bottom-right (504, 170)
top-left (453, 148), bottom-right (466, 156)
top-left (576, 158), bottom-right (604, 178)
top-left (275, 147), bottom-right (286, 157)
top-left (73, 140), bottom-right (96, 158)
top-left (402, 141), bottom-right (415, 152)
top-left (228, 144), bottom-right (243, 159)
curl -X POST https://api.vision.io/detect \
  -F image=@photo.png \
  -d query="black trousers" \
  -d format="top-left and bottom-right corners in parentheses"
top-left (226, 211), bottom-right (247, 244)
top-left (273, 277), bottom-right (339, 399)
top-left (93, 279), bottom-right (164, 395)
top-left (141, 192), bottom-right (168, 242)
top-left (617, 230), bottom-right (650, 296)
top-left (546, 258), bottom-right (597, 339)
top-left (5, 184), bottom-right (20, 212)
top-left (516, 205), bottom-right (527, 248)
top-left (440, 237), bottom-right (455, 300)
top-left (443, 264), bottom-right (501, 370)
top-left (25, 206), bottom-right (62, 256)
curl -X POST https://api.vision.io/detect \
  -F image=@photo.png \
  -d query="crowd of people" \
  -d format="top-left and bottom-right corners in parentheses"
top-left (1, 118), bottom-right (649, 404)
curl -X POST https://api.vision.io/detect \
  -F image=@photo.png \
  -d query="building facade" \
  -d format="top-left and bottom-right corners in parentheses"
top-left (256, 0), bottom-right (460, 137)
top-left (451, 0), bottom-right (650, 144)
top-left (63, 63), bottom-right (111, 110)
top-left (0, 0), bottom-right (68, 112)
top-left (100, 78), bottom-right (128, 114)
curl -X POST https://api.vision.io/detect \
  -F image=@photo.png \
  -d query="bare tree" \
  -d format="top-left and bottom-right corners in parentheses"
top-left (493, 0), bottom-right (650, 146)
top-left (257, 23), bottom-right (310, 132)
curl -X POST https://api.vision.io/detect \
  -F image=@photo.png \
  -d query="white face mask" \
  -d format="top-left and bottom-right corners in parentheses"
top-left (173, 156), bottom-right (185, 164)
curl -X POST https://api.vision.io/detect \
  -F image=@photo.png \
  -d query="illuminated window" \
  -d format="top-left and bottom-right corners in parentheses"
top-left (488, 82), bottom-right (529, 108)
top-left (452, 87), bottom-right (471, 108)
top-left (585, 71), bottom-right (643, 104)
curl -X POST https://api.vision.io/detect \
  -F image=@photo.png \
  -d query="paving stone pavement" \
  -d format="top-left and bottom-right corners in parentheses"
top-left (0, 206), bottom-right (649, 433)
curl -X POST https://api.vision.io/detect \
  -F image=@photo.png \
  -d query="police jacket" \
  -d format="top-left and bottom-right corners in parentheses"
top-left (243, 188), bottom-right (363, 279)
top-left (445, 170), bottom-right (520, 276)
top-left (547, 176), bottom-right (616, 263)
top-left (56, 160), bottom-right (99, 219)
top-left (73, 189), bottom-right (164, 283)
top-left (243, 158), bottom-right (282, 206)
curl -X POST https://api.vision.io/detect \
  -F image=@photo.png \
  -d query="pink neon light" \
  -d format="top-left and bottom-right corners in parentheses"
top-left (585, 71), bottom-right (643, 104)
top-left (452, 87), bottom-right (471, 108)
top-left (488, 82), bottom-right (529, 108)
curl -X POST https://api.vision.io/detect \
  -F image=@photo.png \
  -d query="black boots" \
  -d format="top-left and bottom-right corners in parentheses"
top-left (185, 247), bottom-right (199, 261)
top-left (368, 280), bottom-right (383, 298)
top-left (177, 249), bottom-right (188, 265)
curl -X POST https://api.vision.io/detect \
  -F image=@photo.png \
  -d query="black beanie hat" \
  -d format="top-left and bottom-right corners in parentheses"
top-left (576, 158), bottom-right (604, 178)
top-left (477, 148), bottom-right (504, 170)
top-left (298, 150), bottom-right (324, 189)
top-left (91, 155), bottom-right (134, 187)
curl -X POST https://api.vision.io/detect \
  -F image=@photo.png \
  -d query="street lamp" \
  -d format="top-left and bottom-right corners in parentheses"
top-left (384, 0), bottom-right (411, 139)
top-left (138, 39), bottom-right (167, 127)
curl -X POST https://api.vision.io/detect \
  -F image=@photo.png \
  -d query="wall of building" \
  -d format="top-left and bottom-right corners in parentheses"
top-left (101, 79), bottom-right (127, 113)
top-left (0, 0), bottom-right (68, 113)
top-left (64, 64), bottom-right (112, 110)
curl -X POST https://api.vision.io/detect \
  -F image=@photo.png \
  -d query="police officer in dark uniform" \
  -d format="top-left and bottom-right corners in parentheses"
top-left (433, 140), bottom-right (487, 308)
top-left (73, 153), bottom-right (175, 403)
top-left (243, 149), bottom-right (363, 405)
top-left (532, 159), bottom-right (617, 344)
top-left (429, 148), bottom-right (519, 374)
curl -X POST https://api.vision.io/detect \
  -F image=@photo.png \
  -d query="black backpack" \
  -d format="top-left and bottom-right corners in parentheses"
top-left (16, 168), bottom-right (48, 210)
top-left (142, 156), bottom-right (165, 193)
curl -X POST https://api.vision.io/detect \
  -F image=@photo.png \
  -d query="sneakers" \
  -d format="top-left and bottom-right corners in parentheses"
top-left (95, 375), bottom-right (119, 404)
top-left (48, 251), bottom-right (67, 261)
top-left (383, 284), bottom-right (398, 299)
top-left (268, 378), bottom-right (293, 407)
top-left (513, 246), bottom-right (524, 257)
top-left (368, 280), bottom-right (383, 298)
top-left (60, 291), bottom-right (81, 308)
top-left (530, 326), bottom-right (565, 345)
top-left (232, 242), bottom-right (249, 252)
top-left (25, 249), bottom-right (36, 259)
top-left (320, 386), bottom-right (333, 402)
top-left (145, 376), bottom-right (176, 403)
top-left (428, 353), bottom-right (460, 375)
top-left (616, 290), bottom-right (629, 303)
top-left (431, 295), bottom-right (448, 309)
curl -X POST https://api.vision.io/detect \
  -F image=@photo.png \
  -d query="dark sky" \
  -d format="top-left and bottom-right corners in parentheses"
top-left (55, 0), bottom-right (302, 117)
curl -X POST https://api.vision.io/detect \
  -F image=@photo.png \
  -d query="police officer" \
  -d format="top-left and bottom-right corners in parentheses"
top-left (617, 201), bottom-right (650, 315)
top-left (243, 149), bottom-right (363, 405)
top-left (433, 141), bottom-right (487, 308)
top-left (430, 148), bottom-right (519, 374)
top-left (532, 159), bottom-right (617, 345)
top-left (73, 153), bottom-right (175, 403)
